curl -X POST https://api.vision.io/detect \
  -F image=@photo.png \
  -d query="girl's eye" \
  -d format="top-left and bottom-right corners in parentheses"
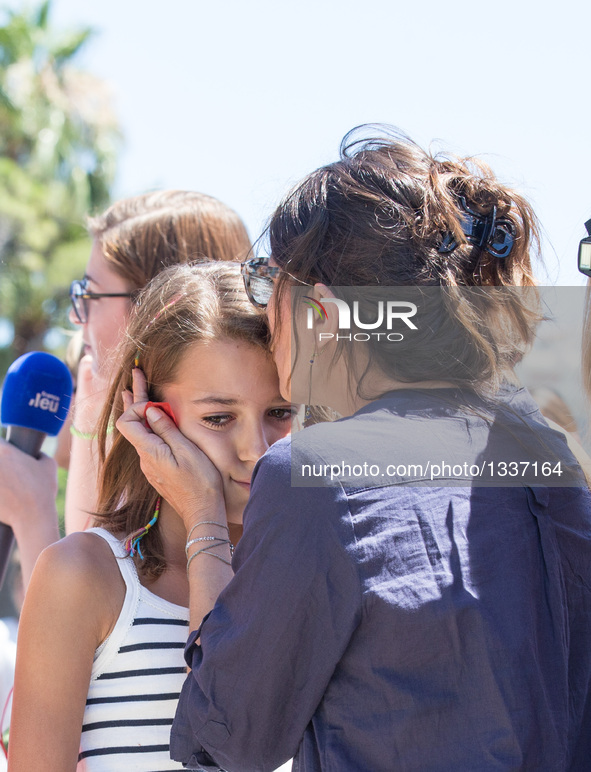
top-left (202, 414), bottom-right (234, 428)
top-left (268, 407), bottom-right (296, 421)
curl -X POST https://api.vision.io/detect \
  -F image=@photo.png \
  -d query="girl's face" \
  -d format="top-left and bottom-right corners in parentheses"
top-left (69, 240), bottom-right (134, 376)
top-left (161, 339), bottom-right (293, 523)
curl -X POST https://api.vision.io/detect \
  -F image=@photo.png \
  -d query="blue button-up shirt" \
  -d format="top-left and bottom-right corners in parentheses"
top-left (171, 388), bottom-right (591, 771)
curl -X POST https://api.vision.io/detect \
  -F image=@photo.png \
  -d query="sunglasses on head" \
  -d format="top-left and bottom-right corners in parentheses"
top-left (578, 219), bottom-right (591, 278)
top-left (69, 278), bottom-right (135, 324)
top-left (241, 257), bottom-right (311, 309)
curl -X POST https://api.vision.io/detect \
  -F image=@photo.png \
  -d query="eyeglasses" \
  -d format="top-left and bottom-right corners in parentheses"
top-left (240, 257), bottom-right (311, 309)
top-left (69, 278), bottom-right (135, 324)
top-left (578, 219), bottom-right (591, 278)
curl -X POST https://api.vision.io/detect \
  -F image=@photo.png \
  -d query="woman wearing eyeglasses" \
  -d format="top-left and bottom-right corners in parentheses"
top-left (118, 126), bottom-right (591, 772)
top-left (0, 190), bottom-right (251, 586)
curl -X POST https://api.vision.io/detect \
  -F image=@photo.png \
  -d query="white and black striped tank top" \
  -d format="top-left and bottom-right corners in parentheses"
top-left (78, 527), bottom-right (189, 771)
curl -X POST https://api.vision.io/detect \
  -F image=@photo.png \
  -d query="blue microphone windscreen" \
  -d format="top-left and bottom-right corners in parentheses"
top-left (1, 351), bottom-right (74, 436)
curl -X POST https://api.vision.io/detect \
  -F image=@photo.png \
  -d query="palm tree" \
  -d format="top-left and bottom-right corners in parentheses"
top-left (0, 0), bottom-right (120, 367)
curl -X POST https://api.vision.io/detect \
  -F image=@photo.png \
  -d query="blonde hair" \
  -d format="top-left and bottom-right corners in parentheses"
top-left (96, 262), bottom-right (269, 578)
top-left (88, 189), bottom-right (251, 289)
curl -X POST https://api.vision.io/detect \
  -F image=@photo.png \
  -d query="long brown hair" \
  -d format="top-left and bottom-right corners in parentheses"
top-left (95, 262), bottom-right (269, 578)
top-left (266, 125), bottom-right (542, 397)
top-left (88, 189), bottom-right (251, 290)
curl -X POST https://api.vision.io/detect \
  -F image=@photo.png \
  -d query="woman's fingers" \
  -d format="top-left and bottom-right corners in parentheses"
top-left (121, 389), bottom-right (133, 411)
top-left (117, 367), bottom-right (226, 527)
top-left (144, 407), bottom-right (224, 494)
top-left (117, 371), bottom-right (161, 461)
top-left (118, 404), bottom-right (225, 526)
top-left (132, 367), bottom-right (149, 402)
top-left (119, 368), bottom-right (151, 431)
top-left (117, 400), bottom-right (164, 452)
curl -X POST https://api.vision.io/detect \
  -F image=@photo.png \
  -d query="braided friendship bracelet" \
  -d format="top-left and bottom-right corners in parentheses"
top-left (125, 496), bottom-right (161, 559)
top-left (70, 422), bottom-right (115, 440)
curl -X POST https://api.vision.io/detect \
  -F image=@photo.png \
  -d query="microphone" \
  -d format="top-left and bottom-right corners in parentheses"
top-left (0, 351), bottom-right (73, 589)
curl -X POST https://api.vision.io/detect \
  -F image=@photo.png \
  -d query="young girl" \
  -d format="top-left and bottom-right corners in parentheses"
top-left (66, 189), bottom-right (252, 535)
top-left (8, 263), bottom-right (294, 771)
top-left (0, 189), bottom-right (251, 588)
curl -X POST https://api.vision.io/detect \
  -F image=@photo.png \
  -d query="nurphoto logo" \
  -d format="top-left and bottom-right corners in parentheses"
top-left (304, 296), bottom-right (418, 342)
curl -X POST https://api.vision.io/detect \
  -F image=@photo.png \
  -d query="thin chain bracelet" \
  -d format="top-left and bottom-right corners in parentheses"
top-left (185, 536), bottom-right (228, 556)
top-left (187, 521), bottom-right (229, 542)
top-left (186, 546), bottom-right (232, 576)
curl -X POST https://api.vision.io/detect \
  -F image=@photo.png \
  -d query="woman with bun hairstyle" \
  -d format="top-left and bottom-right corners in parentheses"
top-left (0, 190), bottom-right (251, 586)
top-left (117, 127), bottom-right (591, 772)
top-left (9, 262), bottom-right (293, 770)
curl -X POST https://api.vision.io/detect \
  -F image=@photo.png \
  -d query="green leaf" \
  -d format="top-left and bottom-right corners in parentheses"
top-left (36, 0), bottom-right (51, 31)
top-left (53, 28), bottom-right (93, 63)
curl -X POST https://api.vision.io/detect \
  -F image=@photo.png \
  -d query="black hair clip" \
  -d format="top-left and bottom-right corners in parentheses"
top-left (439, 196), bottom-right (515, 258)
top-left (577, 219), bottom-right (591, 277)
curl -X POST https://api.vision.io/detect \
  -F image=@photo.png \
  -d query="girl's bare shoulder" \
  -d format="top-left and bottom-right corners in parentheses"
top-left (39, 530), bottom-right (121, 585)
top-left (31, 531), bottom-right (126, 640)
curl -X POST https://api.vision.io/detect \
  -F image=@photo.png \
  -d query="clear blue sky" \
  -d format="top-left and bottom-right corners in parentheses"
top-left (25, 0), bottom-right (591, 284)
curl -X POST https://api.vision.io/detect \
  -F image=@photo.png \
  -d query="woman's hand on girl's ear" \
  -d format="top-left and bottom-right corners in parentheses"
top-left (116, 368), bottom-right (226, 530)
